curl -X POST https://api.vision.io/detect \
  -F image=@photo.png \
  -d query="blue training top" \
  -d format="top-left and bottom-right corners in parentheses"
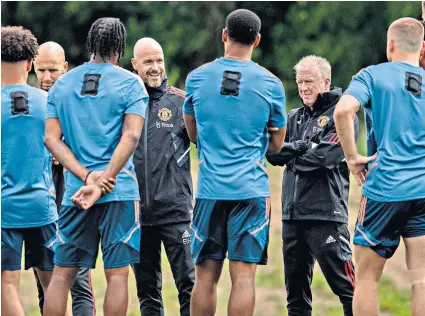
top-left (345, 62), bottom-right (425, 202)
top-left (2, 85), bottom-right (57, 228)
top-left (46, 62), bottom-right (149, 206)
top-left (184, 57), bottom-right (287, 200)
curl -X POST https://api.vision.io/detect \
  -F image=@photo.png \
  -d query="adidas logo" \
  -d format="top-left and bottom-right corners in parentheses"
top-left (182, 230), bottom-right (190, 238)
top-left (325, 235), bottom-right (336, 244)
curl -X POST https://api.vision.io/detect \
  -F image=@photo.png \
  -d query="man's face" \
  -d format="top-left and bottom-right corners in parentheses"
top-left (132, 53), bottom-right (166, 88)
top-left (34, 56), bottom-right (67, 91)
top-left (296, 67), bottom-right (330, 108)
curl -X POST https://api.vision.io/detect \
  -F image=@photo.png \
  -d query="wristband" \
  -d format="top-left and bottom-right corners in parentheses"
top-left (84, 171), bottom-right (93, 185)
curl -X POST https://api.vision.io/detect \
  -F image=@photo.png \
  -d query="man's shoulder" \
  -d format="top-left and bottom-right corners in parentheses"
top-left (288, 107), bottom-right (302, 118)
top-left (188, 59), bottom-right (219, 78)
top-left (167, 86), bottom-right (186, 100)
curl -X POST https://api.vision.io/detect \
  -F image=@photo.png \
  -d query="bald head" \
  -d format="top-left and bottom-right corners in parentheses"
top-left (34, 41), bottom-right (68, 91)
top-left (131, 37), bottom-right (166, 88)
top-left (387, 18), bottom-right (424, 54)
top-left (37, 41), bottom-right (66, 64)
top-left (133, 37), bottom-right (163, 58)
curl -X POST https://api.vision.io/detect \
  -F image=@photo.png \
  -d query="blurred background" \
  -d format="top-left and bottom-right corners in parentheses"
top-left (1, 1), bottom-right (421, 315)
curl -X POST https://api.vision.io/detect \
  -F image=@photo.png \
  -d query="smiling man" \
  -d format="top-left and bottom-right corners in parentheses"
top-left (267, 55), bottom-right (358, 316)
top-left (131, 37), bottom-right (194, 316)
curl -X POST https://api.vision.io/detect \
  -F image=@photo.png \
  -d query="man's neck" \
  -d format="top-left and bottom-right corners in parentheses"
top-left (224, 43), bottom-right (253, 62)
top-left (89, 55), bottom-right (118, 65)
top-left (1, 63), bottom-right (27, 86)
top-left (391, 52), bottom-right (420, 67)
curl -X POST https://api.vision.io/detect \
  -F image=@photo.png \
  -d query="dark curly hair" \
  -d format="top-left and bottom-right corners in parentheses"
top-left (86, 17), bottom-right (127, 60)
top-left (225, 9), bottom-right (261, 45)
top-left (1, 26), bottom-right (39, 62)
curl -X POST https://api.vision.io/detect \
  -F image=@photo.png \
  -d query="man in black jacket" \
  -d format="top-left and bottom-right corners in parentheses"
top-left (267, 55), bottom-right (359, 316)
top-left (131, 37), bottom-right (194, 316)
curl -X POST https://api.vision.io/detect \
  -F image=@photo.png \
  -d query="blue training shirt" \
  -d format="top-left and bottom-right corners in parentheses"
top-left (184, 57), bottom-right (287, 200)
top-left (2, 85), bottom-right (57, 228)
top-left (46, 62), bottom-right (149, 206)
top-left (345, 62), bottom-right (425, 202)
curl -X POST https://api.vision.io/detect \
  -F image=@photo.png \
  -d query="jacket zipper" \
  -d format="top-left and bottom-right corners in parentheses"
top-left (144, 104), bottom-right (150, 223)
top-left (292, 111), bottom-right (315, 209)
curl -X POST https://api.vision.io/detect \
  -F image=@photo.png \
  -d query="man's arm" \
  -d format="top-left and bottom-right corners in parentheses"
top-left (72, 114), bottom-right (144, 209)
top-left (183, 113), bottom-right (197, 144)
top-left (44, 118), bottom-right (89, 182)
top-left (98, 114), bottom-right (144, 182)
top-left (267, 139), bottom-right (312, 166)
top-left (334, 94), bottom-right (376, 185)
top-left (267, 127), bottom-right (286, 155)
top-left (289, 117), bottom-right (359, 173)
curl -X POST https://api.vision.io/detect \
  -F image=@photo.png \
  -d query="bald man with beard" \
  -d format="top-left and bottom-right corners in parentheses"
top-left (33, 42), bottom-right (96, 316)
top-left (131, 38), bottom-right (194, 316)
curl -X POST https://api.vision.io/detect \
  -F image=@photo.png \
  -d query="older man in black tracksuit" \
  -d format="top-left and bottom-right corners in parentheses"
top-left (131, 37), bottom-right (194, 316)
top-left (267, 56), bottom-right (359, 316)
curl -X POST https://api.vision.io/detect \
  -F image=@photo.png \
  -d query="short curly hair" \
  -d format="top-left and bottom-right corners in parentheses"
top-left (86, 17), bottom-right (127, 60)
top-left (225, 9), bottom-right (261, 45)
top-left (1, 26), bottom-right (39, 62)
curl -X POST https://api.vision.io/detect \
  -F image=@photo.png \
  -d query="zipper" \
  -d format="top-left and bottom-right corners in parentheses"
top-left (143, 103), bottom-right (150, 222)
top-left (292, 111), bottom-right (315, 208)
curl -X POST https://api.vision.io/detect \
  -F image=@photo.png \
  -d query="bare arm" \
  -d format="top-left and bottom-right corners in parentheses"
top-left (334, 94), bottom-right (376, 185)
top-left (44, 118), bottom-right (88, 182)
top-left (97, 114), bottom-right (144, 183)
top-left (184, 114), bottom-right (197, 144)
top-left (267, 127), bottom-right (286, 154)
top-left (71, 114), bottom-right (144, 209)
top-left (334, 94), bottom-right (361, 161)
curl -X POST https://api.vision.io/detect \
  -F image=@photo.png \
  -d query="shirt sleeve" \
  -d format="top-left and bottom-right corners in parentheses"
top-left (125, 77), bottom-right (149, 118)
top-left (267, 78), bottom-right (287, 128)
top-left (344, 67), bottom-right (373, 108)
top-left (46, 85), bottom-right (58, 119)
top-left (183, 71), bottom-right (195, 116)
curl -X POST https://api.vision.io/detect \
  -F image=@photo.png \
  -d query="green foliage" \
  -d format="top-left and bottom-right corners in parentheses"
top-left (2, 2), bottom-right (420, 93)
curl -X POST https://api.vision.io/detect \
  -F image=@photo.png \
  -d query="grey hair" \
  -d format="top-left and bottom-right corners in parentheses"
top-left (294, 55), bottom-right (331, 80)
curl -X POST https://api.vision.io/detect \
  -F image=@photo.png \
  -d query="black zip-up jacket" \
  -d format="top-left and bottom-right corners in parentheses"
top-left (266, 88), bottom-right (359, 223)
top-left (133, 79), bottom-right (193, 226)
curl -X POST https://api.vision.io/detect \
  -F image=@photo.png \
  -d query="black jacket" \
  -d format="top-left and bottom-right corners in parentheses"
top-left (133, 79), bottom-right (193, 226)
top-left (267, 88), bottom-right (359, 223)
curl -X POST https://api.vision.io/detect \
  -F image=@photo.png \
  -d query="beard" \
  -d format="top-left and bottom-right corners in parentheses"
top-left (144, 72), bottom-right (166, 88)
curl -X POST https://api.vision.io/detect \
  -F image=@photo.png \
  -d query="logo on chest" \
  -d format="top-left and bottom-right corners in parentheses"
top-left (158, 107), bottom-right (172, 121)
top-left (156, 108), bottom-right (174, 129)
top-left (317, 116), bottom-right (329, 127)
top-left (312, 115), bottom-right (329, 133)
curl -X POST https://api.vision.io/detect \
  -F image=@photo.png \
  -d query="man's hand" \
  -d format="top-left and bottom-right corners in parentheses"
top-left (85, 170), bottom-right (116, 195)
top-left (71, 185), bottom-right (103, 210)
top-left (347, 153), bottom-right (378, 186)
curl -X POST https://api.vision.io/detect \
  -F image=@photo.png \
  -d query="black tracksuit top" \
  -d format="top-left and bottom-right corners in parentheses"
top-left (267, 88), bottom-right (359, 223)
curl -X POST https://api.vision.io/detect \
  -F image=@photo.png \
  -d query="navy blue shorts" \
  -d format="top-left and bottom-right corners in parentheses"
top-left (354, 196), bottom-right (425, 258)
top-left (1, 223), bottom-right (56, 271)
top-left (190, 197), bottom-right (271, 265)
top-left (54, 201), bottom-right (140, 269)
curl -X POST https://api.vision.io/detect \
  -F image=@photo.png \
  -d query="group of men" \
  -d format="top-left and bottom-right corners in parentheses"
top-left (1, 7), bottom-right (425, 316)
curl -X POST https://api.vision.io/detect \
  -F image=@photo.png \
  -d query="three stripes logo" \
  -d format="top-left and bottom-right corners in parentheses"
top-left (182, 230), bottom-right (191, 245)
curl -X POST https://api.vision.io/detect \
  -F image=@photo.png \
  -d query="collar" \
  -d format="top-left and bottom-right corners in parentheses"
top-left (304, 87), bottom-right (342, 114)
top-left (146, 78), bottom-right (168, 100)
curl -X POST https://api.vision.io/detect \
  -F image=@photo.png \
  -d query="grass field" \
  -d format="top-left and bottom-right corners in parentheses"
top-left (18, 148), bottom-right (412, 315)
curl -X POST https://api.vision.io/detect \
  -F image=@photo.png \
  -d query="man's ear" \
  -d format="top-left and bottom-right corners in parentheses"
top-left (131, 58), bottom-right (138, 71)
top-left (324, 78), bottom-right (331, 91)
top-left (63, 61), bottom-right (69, 73)
top-left (222, 29), bottom-right (229, 44)
top-left (27, 60), bottom-right (33, 73)
top-left (253, 33), bottom-right (261, 47)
